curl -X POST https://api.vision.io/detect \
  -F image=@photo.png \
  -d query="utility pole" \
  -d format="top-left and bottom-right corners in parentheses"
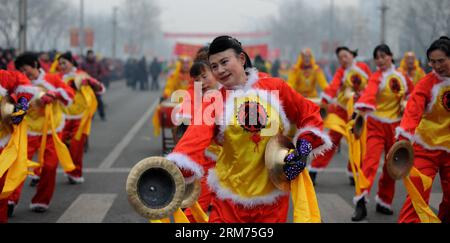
top-left (380, 0), bottom-right (389, 44)
top-left (329, 0), bottom-right (335, 69)
top-left (79, 0), bottom-right (85, 56)
top-left (18, 0), bottom-right (27, 54)
top-left (112, 7), bottom-right (118, 59)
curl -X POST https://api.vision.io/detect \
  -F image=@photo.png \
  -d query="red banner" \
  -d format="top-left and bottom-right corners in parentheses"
top-left (174, 43), bottom-right (204, 57)
top-left (244, 44), bottom-right (269, 60)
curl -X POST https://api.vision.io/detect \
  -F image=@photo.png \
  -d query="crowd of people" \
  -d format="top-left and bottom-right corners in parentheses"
top-left (1, 33), bottom-right (448, 224)
top-left (154, 36), bottom-right (449, 224)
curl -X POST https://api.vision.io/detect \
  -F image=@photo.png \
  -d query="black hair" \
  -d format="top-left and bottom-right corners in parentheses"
top-left (194, 46), bottom-right (209, 62)
top-left (427, 36), bottom-right (450, 61)
top-left (190, 61), bottom-right (209, 79)
top-left (87, 49), bottom-right (94, 55)
top-left (336, 46), bottom-right (358, 58)
top-left (373, 44), bottom-right (394, 59)
top-left (58, 52), bottom-right (78, 67)
top-left (208, 36), bottom-right (253, 69)
top-left (15, 52), bottom-right (41, 70)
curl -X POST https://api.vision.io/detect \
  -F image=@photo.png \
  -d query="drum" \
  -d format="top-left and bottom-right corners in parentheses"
top-left (126, 157), bottom-right (201, 220)
top-left (159, 101), bottom-right (178, 128)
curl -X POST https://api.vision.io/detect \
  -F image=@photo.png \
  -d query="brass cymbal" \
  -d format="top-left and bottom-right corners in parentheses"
top-left (386, 140), bottom-right (415, 180)
top-left (265, 134), bottom-right (295, 192)
top-left (0, 96), bottom-right (15, 124)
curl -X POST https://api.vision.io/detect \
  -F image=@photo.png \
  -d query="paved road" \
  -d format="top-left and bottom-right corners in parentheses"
top-left (8, 81), bottom-right (443, 223)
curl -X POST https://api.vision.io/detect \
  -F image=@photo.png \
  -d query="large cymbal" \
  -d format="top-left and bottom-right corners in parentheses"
top-left (353, 114), bottom-right (365, 140)
top-left (126, 157), bottom-right (186, 220)
top-left (180, 179), bottom-right (201, 209)
top-left (386, 141), bottom-right (415, 180)
top-left (0, 96), bottom-right (15, 124)
top-left (265, 134), bottom-right (295, 192)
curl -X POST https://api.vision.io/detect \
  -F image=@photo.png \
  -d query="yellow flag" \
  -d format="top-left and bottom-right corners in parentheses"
top-left (75, 86), bottom-right (98, 141)
top-left (0, 121), bottom-right (29, 199)
top-left (291, 169), bottom-right (322, 223)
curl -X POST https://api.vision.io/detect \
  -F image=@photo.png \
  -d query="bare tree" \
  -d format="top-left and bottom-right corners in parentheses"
top-left (120, 0), bottom-right (161, 57)
top-left (389, 0), bottom-right (450, 58)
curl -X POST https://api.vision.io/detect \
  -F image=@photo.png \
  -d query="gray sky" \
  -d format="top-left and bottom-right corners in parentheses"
top-left (72, 0), bottom-right (358, 33)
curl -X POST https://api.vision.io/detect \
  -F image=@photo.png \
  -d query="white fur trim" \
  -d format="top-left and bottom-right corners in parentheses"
top-left (65, 113), bottom-right (84, 120)
top-left (375, 195), bottom-right (393, 210)
top-left (293, 127), bottom-right (333, 159)
top-left (166, 152), bottom-right (204, 179)
top-left (55, 88), bottom-right (73, 107)
top-left (320, 93), bottom-right (335, 104)
top-left (8, 201), bottom-right (16, 206)
top-left (15, 85), bottom-right (39, 98)
top-left (66, 174), bottom-right (85, 183)
top-left (29, 203), bottom-right (49, 210)
top-left (366, 113), bottom-right (402, 124)
top-left (0, 135), bottom-right (11, 148)
top-left (218, 88), bottom-right (291, 141)
top-left (344, 62), bottom-right (369, 81)
top-left (204, 150), bottom-right (218, 162)
top-left (379, 66), bottom-right (408, 94)
top-left (395, 127), bottom-right (415, 143)
top-left (414, 133), bottom-right (450, 153)
top-left (354, 102), bottom-right (376, 112)
top-left (27, 116), bottom-right (66, 136)
top-left (0, 84), bottom-right (7, 96)
top-left (184, 176), bottom-right (196, 185)
top-left (353, 191), bottom-right (369, 205)
top-left (426, 76), bottom-right (450, 113)
top-left (207, 169), bottom-right (288, 208)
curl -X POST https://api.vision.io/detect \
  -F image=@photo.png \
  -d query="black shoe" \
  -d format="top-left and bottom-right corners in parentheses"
top-left (309, 171), bottom-right (317, 186)
top-left (7, 204), bottom-right (14, 218)
top-left (376, 204), bottom-right (394, 215)
top-left (30, 178), bottom-right (40, 187)
top-left (31, 206), bottom-right (47, 213)
top-left (351, 198), bottom-right (367, 222)
top-left (349, 177), bottom-right (355, 187)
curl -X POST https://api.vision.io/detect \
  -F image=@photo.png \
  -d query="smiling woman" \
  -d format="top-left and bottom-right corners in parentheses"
top-left (165, 35), bottom-right (332, 223)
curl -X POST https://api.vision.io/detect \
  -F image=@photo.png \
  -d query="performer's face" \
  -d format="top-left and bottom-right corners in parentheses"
top-left (429, 50), bottom-right (450, 77)
top-left (337, 50), bottom-right (354, 69)
top-left (405, 54), bottom-right (416, 69)
top-left (196, 69), bottom-right (218, 92)
top-left (375, 51), bottom-right (393, 71)
top-left (302, 51), bottom-right (312, 65)
top-left (209, 49), bottom-right (247, 89)
top-left (58, 58), bottom-right (74, 74)
top-left (18, 65), bottom-right (39, 81)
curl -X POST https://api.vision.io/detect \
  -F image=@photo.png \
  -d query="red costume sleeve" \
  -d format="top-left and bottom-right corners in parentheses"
top-left (0, 70), bottom-right (35, 101)
top-left (321, 67), bottom-right (344, 104)
top-left (166, 99), bottom-right (217, 180)
top-left (354, 71), bottom-right (382, 112)
top-left (396, 74), bottom-right (435, 142)
top-left (276, 79), bottom-right (333, 158)
top-left (46, 74), bottom-right (75, 106)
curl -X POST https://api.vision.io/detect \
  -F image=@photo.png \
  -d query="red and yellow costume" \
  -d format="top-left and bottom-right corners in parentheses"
top-left (177, 83), bottom-right (222, 222)
top-left (399, 52), bottom-right (426, 86)
top-left (59, 68), bottom-right (104, 182)
top-left (397, 72), bottom-right (450, 223)
top-left (353, 65), bottom-right (414, 208)
top-left (287, 50), bottom-right (328, 98)
top-left (153, 59), bottom-right (193, 137)
top-left (8, 69), bottom-right (75, 210)
top-left (310, 62), bottom-right (372, 174)
top-left (167, 69), bottom-right (332, 223)
top-left (0, 70), bottom-right (35, 223)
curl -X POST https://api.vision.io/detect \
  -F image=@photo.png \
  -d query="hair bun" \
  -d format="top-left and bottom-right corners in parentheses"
top-left (439, 36), bottom-right (450, 41)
